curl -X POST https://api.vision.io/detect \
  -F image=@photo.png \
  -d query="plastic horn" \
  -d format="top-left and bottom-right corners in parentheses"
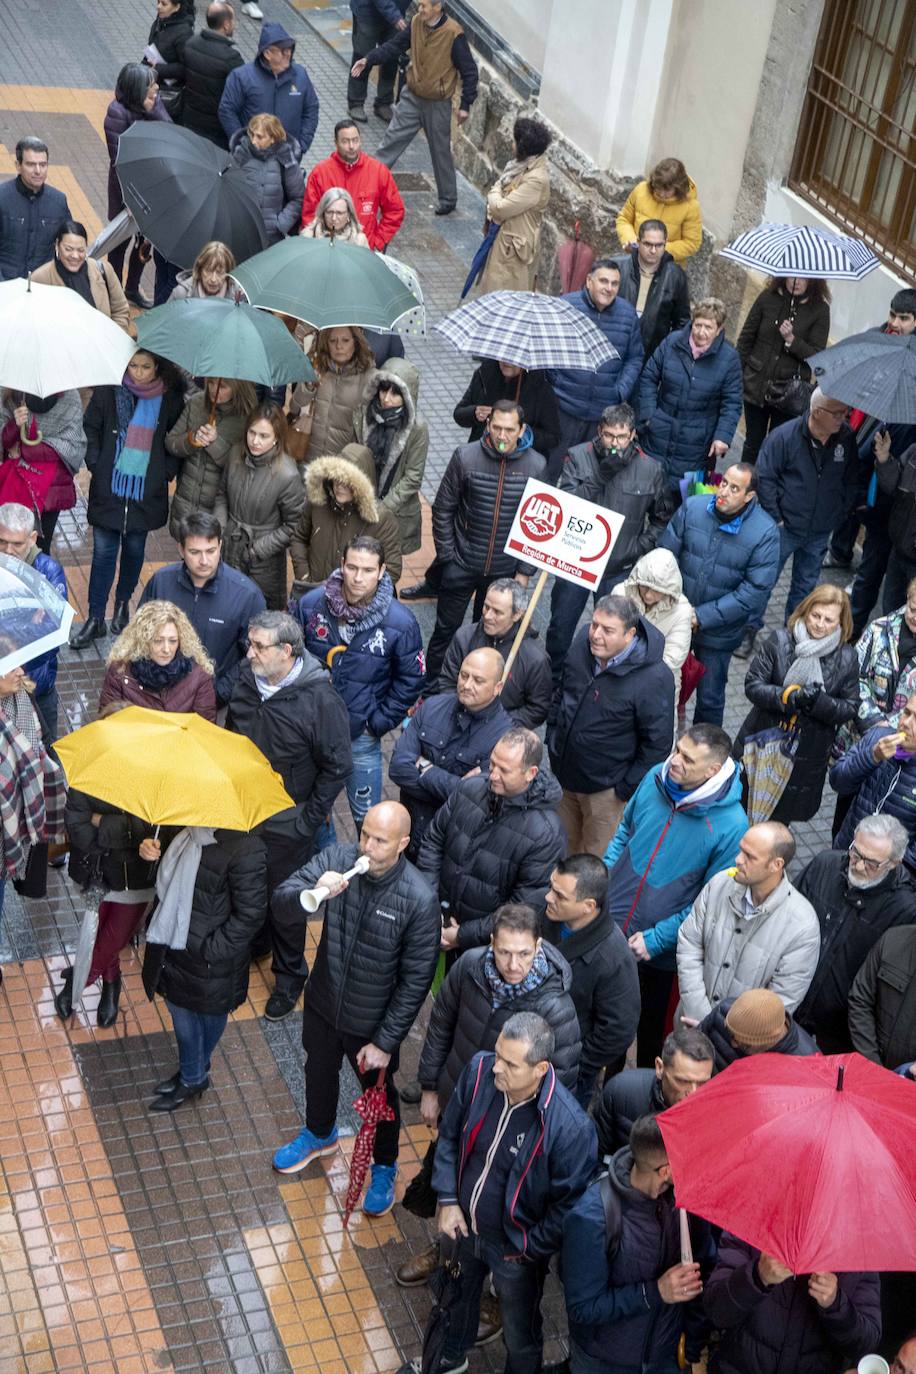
top-left (300, 855), bottom-right (370, 913)
top-left (858, 1358), bottom-right (890, 1374)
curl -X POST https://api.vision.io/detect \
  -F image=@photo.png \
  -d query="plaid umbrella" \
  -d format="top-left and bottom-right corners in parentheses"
top-left (342, 1070), bottom-right (396, 1228)
top-left (719, 222), bottom-right (880, 280)
top-left (435, 290), bottom-right (619, 371)
top-left (807, 330), bottom-right (916, 424)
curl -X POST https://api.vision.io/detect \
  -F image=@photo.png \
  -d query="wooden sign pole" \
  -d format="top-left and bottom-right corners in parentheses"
top-left (502, 567), bottom-right (549, 683)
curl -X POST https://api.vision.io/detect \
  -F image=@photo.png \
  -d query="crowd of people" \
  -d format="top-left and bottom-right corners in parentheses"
top-left (0, 1), bottom-right (915, 1372)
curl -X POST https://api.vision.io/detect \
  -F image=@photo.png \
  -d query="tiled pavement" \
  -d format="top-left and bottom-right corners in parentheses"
top-left (0, 2), bottom-right (846, 1370)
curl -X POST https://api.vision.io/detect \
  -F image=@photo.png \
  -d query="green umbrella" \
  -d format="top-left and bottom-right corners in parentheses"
top-left (229, 236), bottom-right (421, 331)
top-left (136, 297), bottom-right (316, 386)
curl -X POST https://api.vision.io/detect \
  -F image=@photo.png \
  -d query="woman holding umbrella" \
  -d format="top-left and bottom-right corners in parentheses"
top-left (104, 63), bottom-right (171, 311)
top-left (213, 401), bottom-right (304, 608)
top-left (70, 349), bottom-right (184, 650)
top-left (0, 388), bottom-right (86, 553)
top-left (31, 221), bottom-right (133, 336)
top-left (99, 599), bottom-right (217, 720)
top-left (300, 187), bottom-right (369, 246)
top-left (166, 378), bottom-right (257, 540)
top-left (169, 241), bottom-right (237, 302)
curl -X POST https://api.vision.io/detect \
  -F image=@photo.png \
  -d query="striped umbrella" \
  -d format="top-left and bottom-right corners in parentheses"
top-left (435, 290), bottom-right (619, 371)
top-left (719, 222), bottom-right (880, 280)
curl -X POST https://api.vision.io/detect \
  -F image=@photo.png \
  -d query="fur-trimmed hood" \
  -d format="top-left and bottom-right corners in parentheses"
top-left (305, 443), bottom-right (378, 521)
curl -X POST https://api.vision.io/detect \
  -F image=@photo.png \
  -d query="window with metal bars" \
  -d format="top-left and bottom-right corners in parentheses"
top-left (789, 0), bottom-right (915, 278)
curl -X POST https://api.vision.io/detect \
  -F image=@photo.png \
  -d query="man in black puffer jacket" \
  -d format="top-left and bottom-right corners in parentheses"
top-left (425, 398), bottom-right (545, 681)
top-left (182, 3), bottom-right (244, 148)
top-left (699, 989), bottom-right (818, 1074)
top-left (595, 1026), bottom-right (714, 1156)
top-left (271, 802), bottom-right (439, 1219)
top-left (417, 726), bottom-right (566, 952)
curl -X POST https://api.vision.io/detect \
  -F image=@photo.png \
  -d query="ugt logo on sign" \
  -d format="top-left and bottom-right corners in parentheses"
top-left (519, 491), bottom-right (563, 542)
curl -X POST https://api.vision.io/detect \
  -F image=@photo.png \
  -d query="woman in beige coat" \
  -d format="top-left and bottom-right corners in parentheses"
top-left (613, 547), bottom-right (693, 704)
top-left (289, 326), bottom-right (376, 465)
top-left (475, 118), bottom-right (552, 295)
top-left (31, 220), bottom-right (134, 335)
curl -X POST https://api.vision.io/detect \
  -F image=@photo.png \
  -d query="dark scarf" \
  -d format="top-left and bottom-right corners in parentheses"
top-left (323, 569), bottom-right (393, 643)
top-left (366, 395), bottom-right (405, 493)
top-left (55, 258), bottom-right (94, 306)
top-left (23, 392), bottom-right (59, 415)
top-left (483, 946), bottom-right (550, 1007)
top-left (130, 653), bottom-right (195, 691)
top-left (593, 437), bottom-right (633, 474)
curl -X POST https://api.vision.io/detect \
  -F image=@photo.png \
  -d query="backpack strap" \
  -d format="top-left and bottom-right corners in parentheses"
top-left (598, 1170), bottom-right (622, 1261)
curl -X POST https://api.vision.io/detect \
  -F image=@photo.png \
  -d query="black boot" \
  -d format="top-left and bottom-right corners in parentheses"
top-left (97, 973), bottom-right (121, 1028)
top-left (148, 1076), bottom-right (210, 1113)
top-left (110, 601), bottom-right (130, 635)
top-left (154, 1071), bottom-right (181, 1095)
top-left (70, 617), bottom-right (107, 649)
top-left (54, 969), bottom-right (74, 1020)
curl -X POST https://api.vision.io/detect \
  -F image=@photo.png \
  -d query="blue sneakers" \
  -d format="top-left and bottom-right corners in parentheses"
top-left (363, 1162), bottom-right (398, 1216)
top-left (272, 1125), bottom-right (339, 1174)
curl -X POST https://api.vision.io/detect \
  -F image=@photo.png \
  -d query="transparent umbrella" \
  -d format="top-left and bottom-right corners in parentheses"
top-left (0, 552), bottom-right (74, 674)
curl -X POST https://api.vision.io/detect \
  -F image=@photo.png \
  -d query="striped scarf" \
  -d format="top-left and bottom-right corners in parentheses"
top-left (111, 375), bottom-right (165, 502)
top-left (0, 700), bottom-right (67, 880)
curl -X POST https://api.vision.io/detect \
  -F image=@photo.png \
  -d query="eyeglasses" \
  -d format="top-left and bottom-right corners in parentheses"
top-left (848, 844), bottom-right (890, 875)
top-left (815, 405), bottom-right (851, 419)
top-left (248, 639), bottom-right (278, 654)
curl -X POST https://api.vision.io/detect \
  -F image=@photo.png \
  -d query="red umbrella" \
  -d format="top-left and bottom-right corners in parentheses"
top-left (342, 1070), bottom-right (396, 1229)
top-left (658, 1053), bottom-right (916, 1274)
top-left (557, 220), bottom-right (595, 294)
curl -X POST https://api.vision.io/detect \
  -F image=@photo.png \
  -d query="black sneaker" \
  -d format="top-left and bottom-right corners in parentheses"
top-left (264, 989), bottom-right (300, 1021)
top-left (401, 580), bottom-right (437, 601)
top-left (347, 104), bottom-right (368, 124)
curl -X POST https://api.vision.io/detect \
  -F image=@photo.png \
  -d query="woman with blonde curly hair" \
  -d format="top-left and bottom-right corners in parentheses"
top-left (99, 600), bottom-right (217, 720)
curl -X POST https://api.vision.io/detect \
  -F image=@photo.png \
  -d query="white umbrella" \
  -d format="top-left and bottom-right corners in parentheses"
top-left (0, 552), bottom-right (74, 674)
top-left (377, 253), bottom-right (426, 336)
top-left (0, 277), bottom-right (137, 396)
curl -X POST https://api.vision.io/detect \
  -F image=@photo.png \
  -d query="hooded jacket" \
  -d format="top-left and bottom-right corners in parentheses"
top-left (676, 871), bottom-right (821, 1024)
top-left (558, 438), bottom-right (667, 579)
top-left (848, 923), bottom-right (916, 1068)
top-left (615, 176), bottom-right (703, 263)
top-left (289, 444), bottom-right (403, 586)
top-left (611, 246), bottom-right (691, 360)
top-left (226, 655), bottom-right (353, 854)
top-left (181, 26), bottom-right (244, 148)
top-left (301, 148), bottom-right (404, 250)
top-left (272, 840), bottom-right (440, 1051)
top-left (0, 177), bottom-right (71, 281)
top-left (165, 391), bottom-right (248, 541)
top-left (218, 22), bottom-right (319, 154)
top-left (295, 572), bottom-right (424, 739)
top-left (433, 1052), bottom-right (596, 1260)
top-left (417, 768), bottom-right (567, 950)
top-left (603, 757), bottom-right (748, 970)
top-left (831, 726), bottom-right (916, 870)
top-left (637, 325), bottom-right (744, 484)
top-left (699, 995), bottom-right (819, 1073)
top-left (228, 129), bottom-right (304, 243)
top-left (756, 414), bottom-right (858, 540)
top-left (419, 942), bottom-right (582, 1104)
top-left (563, 1151), bottom-right (712, 1368)
top-left (352, 358), bottom-right (428, 554)
top-left (548, 618), bottom-right (675, 799)
top-left (139, 558), bottom-right (266, 707)
top-left (613, 549), bottom-right (693, 702)
top-left (389, 691), bottom-right (514, 851)
top-left (594, 1067), bottom-right (668, 1157)
top-left (436, 618), bottom-right (553, 729)
top-left (549, 289), bottom-right (644, 421)
top-left (795, 847), bottom-right (915, 1048)
top-left (544, 909), bottom-right (641, 1098)
top-left (432, 429), bottom-right (546, 578)
top-left (83, 383), bottom-right (185, 535)
top-left (453, 360), bottom-right (561, 457)
top-left (705, 1235), bottom-right (881, 1374)
top-left (659, 494), bottom-right (781, 652)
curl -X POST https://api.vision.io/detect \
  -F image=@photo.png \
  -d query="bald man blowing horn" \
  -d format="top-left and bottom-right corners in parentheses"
top-left (271, 802), bottom-right (441, 1218)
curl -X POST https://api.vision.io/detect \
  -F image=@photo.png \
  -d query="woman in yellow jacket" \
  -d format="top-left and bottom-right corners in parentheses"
top-left (616, 157), bottom-right (702, 264)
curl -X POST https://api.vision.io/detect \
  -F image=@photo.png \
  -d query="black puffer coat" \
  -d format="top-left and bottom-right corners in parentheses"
top-left (228, 131), bottom-right (304, 244)
top-left (432, 431), bottom-right (546, 578)
top-left (147, 9), bottom-right (193, 83)
top-left (65, 788), bottom-right (170, 893)
top-left (83, 384), bottom-right (184, 534)
top-left (417, 768), bottom-right (567, 950)
top-left (706, 1235), bottom-right (881, 1374)
top-left (734, 628), bottom-right (858, 823)
top-left (272, 842), bottom-right (440, 1053)
top-left (699, 996), bottom-right (818, 1073)
top-left (594, 1067), bottom-right (666, 1156)
top-left (150, 831), bottom-right (268, 1015)
top-left (736, 285), bottom-right (830, 409)
top-left (558, 439), bottom-right (667, 580)
top-left (452, 361), bottom-right (561, 456)
top-left (418, 943), bottom-right (581, 1103)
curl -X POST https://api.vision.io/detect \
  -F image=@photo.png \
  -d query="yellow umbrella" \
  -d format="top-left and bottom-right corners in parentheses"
top-left (54, 706), bottom-right (293, 831)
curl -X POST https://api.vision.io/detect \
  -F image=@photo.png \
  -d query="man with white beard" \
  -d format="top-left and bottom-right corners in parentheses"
top-left (795, 814), bottom-right (914, 1053)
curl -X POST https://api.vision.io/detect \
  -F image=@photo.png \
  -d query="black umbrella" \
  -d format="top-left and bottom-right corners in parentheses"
top-left (115, 122), bottom-right (267, 270)
top-left (808, 330), bottom-right (916, 423)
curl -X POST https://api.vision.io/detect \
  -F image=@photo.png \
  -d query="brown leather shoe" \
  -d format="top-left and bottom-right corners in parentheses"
top-left (395, 1242), bottom-right (438, 1287)
top-left (475, 1292), bottom-right (503, 1346)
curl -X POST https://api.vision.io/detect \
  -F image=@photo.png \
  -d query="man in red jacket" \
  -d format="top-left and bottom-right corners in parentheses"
top-left (300, 118), bottom-right (404, 251)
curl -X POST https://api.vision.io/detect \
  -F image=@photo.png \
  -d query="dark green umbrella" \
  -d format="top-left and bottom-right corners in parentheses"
top-left (230, 236), bottom-right (420, 331)
top-left (136, 298), bottom-right (316, 386)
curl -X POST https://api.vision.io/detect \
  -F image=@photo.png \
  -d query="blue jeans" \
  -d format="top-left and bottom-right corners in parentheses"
top-left (751, 526), bottom-right (830, 630)
top-left (441, 1233), bottom-right (547, 1373)
top-left (316, 729), bottom-right (382, 845)
top-left (87, 526), bottom-right (148, 619)
top-left (692, 645), bottom-right (733, 727)
top-left (166, 1000), bottom-right (228, 1086)
top-left (34, 687), bottom-right (59, 742)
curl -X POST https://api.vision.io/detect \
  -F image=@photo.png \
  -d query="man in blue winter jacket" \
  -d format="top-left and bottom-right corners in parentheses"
top-left (603, 723), bottom-right (748, 1064)
top-left (0, 502), bottom-right (68, 738)
top-left (659, 462), bottom-right (780, 724)
top-left (547, 258), bottom-right (644, 482)
top-left (219, 21), bottom-right (319, 156)
top-left (0, 137), bottom-right (70, 281)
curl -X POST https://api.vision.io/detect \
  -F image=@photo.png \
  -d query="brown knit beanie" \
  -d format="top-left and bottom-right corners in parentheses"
top-left (724, 989), bottom-right (787, 1050)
